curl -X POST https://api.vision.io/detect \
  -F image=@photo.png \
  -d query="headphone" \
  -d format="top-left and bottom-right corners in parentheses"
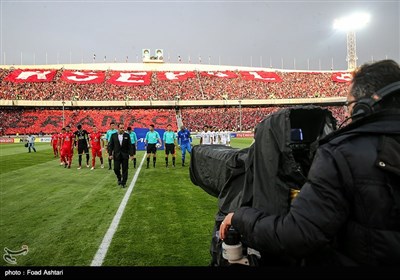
top-left (352, 81), bottom-right (400, 118)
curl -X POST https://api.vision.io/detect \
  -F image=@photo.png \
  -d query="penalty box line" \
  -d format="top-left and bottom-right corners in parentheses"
top-left (90, 153), bottom-right (147, 266)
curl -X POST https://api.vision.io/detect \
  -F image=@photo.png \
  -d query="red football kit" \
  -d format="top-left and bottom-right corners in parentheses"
top-left (60, 132), bottom-right (74, 167)
top-left (51, 133), bottom-right (59, 156)
top-left (89, 132), bottom-right (103, 168)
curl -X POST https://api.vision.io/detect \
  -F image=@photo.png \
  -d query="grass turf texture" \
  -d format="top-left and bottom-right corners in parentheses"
top-left (0, 138), bottom-right (253, 266)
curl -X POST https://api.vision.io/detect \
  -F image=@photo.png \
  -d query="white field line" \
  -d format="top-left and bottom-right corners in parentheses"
top-left (90, 153), bottom-right (146, 266)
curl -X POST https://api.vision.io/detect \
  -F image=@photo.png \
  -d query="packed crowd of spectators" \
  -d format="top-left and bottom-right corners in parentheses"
top-left (0, 106), bottom-right (346, 135)
top-left (0, 108), bottom-right (177, 135)
top-left (0, 68), bottom-right (349, 135)
top-left (0, 109), bottom-right (21, 136)
top-left (0, 69), bottom-right (349, 101)
top-left (196, 72), bottom-right (345, 100)
top-left (181, 106), bottom-right (346, 132)
top-left (0, 69), bottom-right (61, 100)
top-left (181, 107), bottom-right (278, 131)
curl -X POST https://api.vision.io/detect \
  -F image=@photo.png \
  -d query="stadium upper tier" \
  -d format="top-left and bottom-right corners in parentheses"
top-left (0, 64), bottom-right (350, 105)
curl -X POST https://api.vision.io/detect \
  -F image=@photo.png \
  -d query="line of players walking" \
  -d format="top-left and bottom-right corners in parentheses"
top-left (49, 122), bottom-right (199, 170)
top-left (50, 122), bottom-right (231, 171)
top-left (50, 124), bottom-right (104, 170)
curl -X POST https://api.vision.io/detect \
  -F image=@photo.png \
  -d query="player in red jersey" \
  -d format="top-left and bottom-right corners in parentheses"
top-left (50, 131), bottom-right (59, 158)
top-left (89, 125), bottom-right (104, 170)
top-left (60, 125), bottom-right (75, 168)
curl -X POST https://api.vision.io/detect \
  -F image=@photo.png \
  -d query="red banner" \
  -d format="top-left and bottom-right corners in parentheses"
top-left (331, 72), bottom-right (352, 83)
top-left (61, 71), bottom-right (105, 84)
top-left (4, 69), bottom-right (56, 83)
top-left (2, 69), bottom-right (358, 86)
top-left (235, 133), bottom-right (254, 138)
top-left (0, 138), bottom-right (14, 143)
top-left (201, 71), bottom-right (238, 79)
top-left (107, 72), bottom-right (152, 86)
top-left (157, 72), bottom-right (196, 82)
top-left (240, 71), bottom-right (282, 82)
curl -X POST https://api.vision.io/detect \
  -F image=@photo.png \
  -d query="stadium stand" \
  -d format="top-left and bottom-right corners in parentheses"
top-left (0, 106), bottom-right (345, 135)
top-left (182, 106), bottom-right (346, 132)
top-left (0, 108), bottom-right (177, 135)
top-left (0, 69), bottom-right (349, 101)
top-left (0, 65), bottom-right (349, 136)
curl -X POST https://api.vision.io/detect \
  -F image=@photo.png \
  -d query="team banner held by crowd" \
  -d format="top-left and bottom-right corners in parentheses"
top-left (201, 71), bottom-right (238, 79)
top-left (157, 72), bottom-right (196, 82)
top-left (61, 71), bottom-right (106, 84)
top-left (331, 72), bottom-right (352, 83)
top-left (240, 71), bottom-right (283, 82)
top-left (107, 71), bottom-right (152, 86)
top-left (4, 69), bottom-right (57, 83)
top-left (4, 69), bottom-right (351, 86)
top-left (4, 109), bottom-right (176, 135)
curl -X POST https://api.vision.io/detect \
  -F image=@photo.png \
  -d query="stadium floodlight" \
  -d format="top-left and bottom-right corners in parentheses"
top-left (238, 100), bottom-right (242, 132)
top-left (62, 101), bottom-right (65, 127)
top-left (174, 95), bottom-right (180, 107)
top-left (333, 13), bottom-right (370, 31)
top-left (334, 13), bottom-right (371, 70)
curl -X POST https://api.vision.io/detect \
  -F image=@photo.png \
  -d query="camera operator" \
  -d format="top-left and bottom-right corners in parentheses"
top-left (220, 59), bottom-right (400, 266)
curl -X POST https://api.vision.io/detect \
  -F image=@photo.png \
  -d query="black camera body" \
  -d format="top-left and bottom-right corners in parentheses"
top-left (190, 106), bottom-right (338, 266)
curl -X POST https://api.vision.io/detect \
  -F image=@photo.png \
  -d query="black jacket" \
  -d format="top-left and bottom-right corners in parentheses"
top-left (232, 110), bottom-right (400, 265)
top-left (190, 106), bottom-right (337, 214)
top-left (108, 132), bottom-right (134, 160)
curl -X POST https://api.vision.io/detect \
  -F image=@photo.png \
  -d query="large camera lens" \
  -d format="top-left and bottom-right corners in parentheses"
top-left (223, 227), bottom-right (241, 245)
top-left (222, 227), bottom-right (243, 261)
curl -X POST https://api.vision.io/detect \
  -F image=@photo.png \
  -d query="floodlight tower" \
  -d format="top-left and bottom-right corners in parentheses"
top-left (334, 13), bottom-right (370, 70)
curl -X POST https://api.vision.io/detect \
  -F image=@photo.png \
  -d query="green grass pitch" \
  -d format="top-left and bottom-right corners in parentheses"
top-left (0, 138), bottom-right (253, 266)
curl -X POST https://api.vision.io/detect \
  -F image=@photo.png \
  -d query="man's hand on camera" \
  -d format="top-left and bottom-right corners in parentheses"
top-left (219, 212), bottom-right (234, 240)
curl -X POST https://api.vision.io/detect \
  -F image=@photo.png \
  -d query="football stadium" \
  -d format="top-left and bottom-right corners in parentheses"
top-left (1, 60), bottom-right (349, 266)
top-left (0, 1), bottom-right (399, 274)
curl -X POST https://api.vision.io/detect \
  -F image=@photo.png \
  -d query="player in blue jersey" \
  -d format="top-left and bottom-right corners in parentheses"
top-left (177, 125), bottom-right (192, 167)
top-left (105, 122), bottom-right (118, 170)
